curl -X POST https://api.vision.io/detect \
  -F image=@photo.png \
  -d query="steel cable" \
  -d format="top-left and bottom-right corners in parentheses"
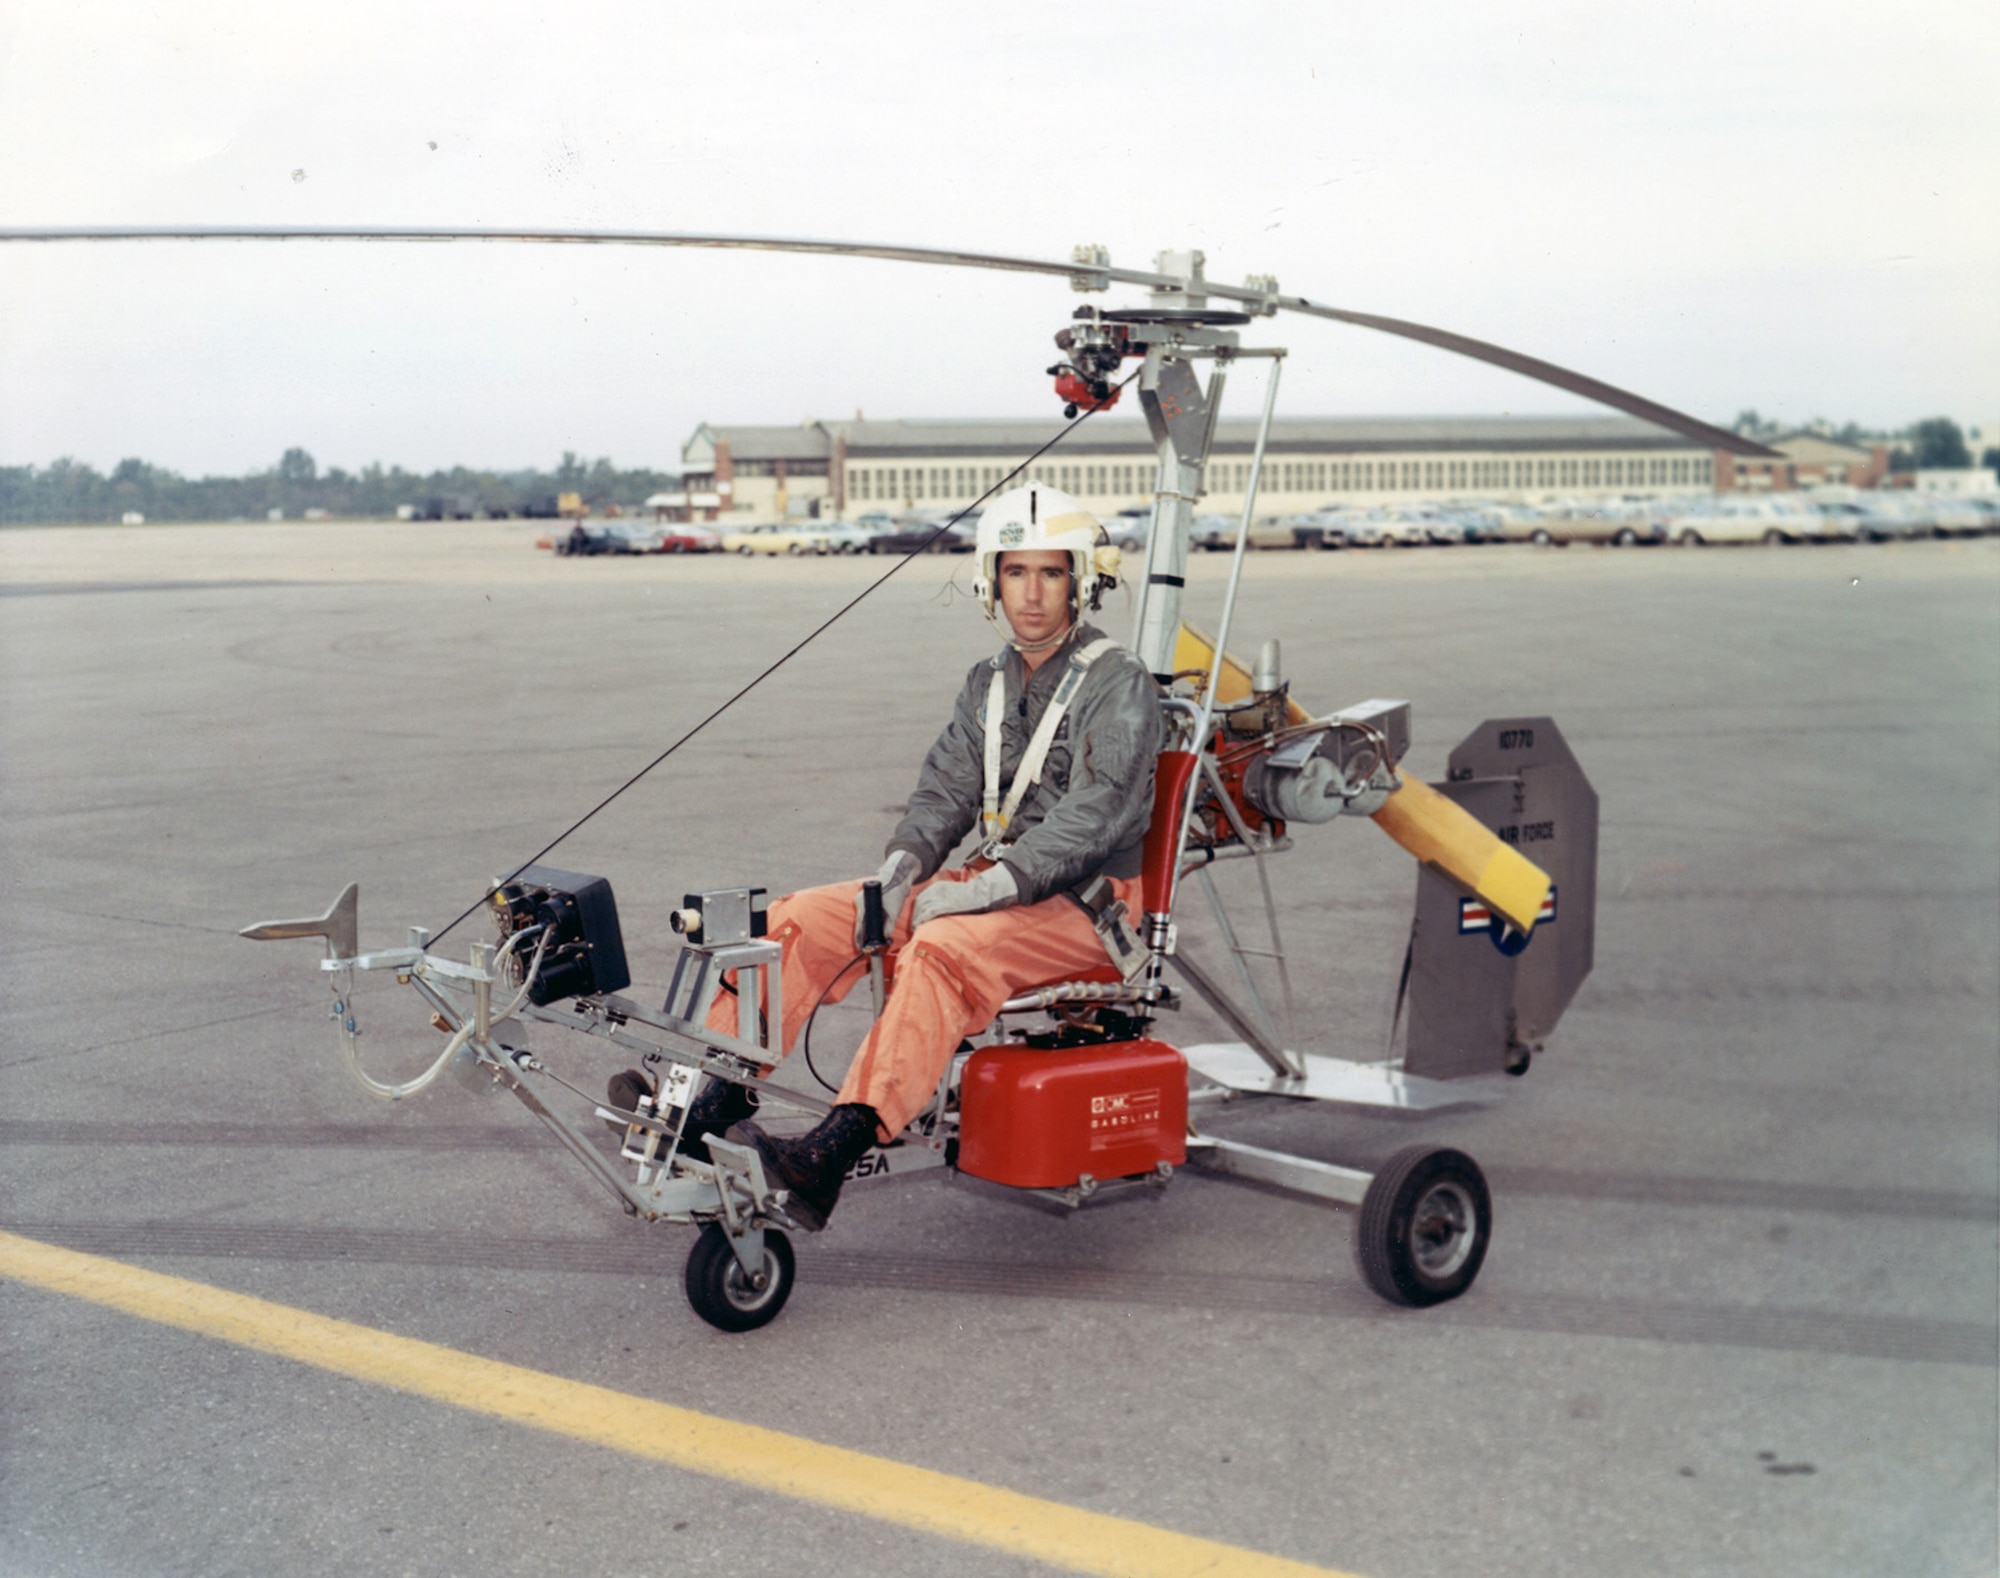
top-left (431, 366), bottom-right (1146, 943)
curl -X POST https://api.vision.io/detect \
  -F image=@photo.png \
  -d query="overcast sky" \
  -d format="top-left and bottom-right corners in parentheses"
top-left (2, 0), bottom-right (1994, 478)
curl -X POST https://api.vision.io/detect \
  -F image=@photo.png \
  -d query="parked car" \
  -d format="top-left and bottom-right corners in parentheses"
top-left (1924, 494), bottom-right (1992, 538)
top-left (552, 522), bottom-right (622, 556)
top-left (1574, 500), bottom-right (1666, 546)
top-left (1488, 504), bottom-right (1552, 543)
top-left (1192, 513), bottom-right (1320, 550)
top-left (1276, 509), bottom-right (1351, 548)
top-left (1368, 504), bottom-right (1440, 547)
top-left (1188, 514), bottom-right (1236, 551)
top-left (1667, 496), bottom-right (1820, 545)
top-left (658, 524), bottom-right (722, 553)
top-left (721, 523), bottom-right (841, 555)
top-left (813, 522), bottom-right (880, 554)
top-left (1804, 500), bottom-right (1877, 542)
top-left (1333, 510), bottom-right (1386, 547)
top-left (1959, 497), bottom-right (2000, 535)
top-left (1440, 504), bottom-right (1505, 544)
top-left (867, 517), bottom-right (975, 554)
top-left (1105, 510), bottom-right (1150, 553)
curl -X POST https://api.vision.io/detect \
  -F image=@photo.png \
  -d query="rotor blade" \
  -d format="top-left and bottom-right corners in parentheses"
top-left (0, 224), bottom-right (1176, 289)
top-left (0, 224), bottom-right (1776, 456)
top-left (1265, 297), bottom-right (1778, 457)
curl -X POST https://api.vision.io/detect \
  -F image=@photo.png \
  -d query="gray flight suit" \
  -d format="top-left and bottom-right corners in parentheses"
top-left (886, 622), bottom-right (1163, 905)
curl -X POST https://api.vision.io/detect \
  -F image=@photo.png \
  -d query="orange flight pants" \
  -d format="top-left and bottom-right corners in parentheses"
top-left (705, 867), bottom-right (1143, 1138)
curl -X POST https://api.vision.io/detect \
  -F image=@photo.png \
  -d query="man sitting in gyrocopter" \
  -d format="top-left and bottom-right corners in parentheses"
top-left (610, 481), bottom-right (1160, 1231)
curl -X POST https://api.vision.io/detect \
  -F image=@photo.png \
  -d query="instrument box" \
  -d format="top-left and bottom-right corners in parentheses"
top-left (956, 1038), bottom-right (1187, 1189)
top-left (492, 865), bottom-right (631, 1006)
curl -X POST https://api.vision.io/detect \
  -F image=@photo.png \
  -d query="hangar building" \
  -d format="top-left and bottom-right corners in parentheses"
top-left (680, 414), bottom-right (1720, 523)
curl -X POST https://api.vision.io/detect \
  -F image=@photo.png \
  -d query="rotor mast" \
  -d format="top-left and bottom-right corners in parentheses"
top-left (1069, 248), bottom-right (1284, 680)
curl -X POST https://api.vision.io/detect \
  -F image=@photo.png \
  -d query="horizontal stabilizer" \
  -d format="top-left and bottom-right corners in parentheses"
top-left (239, 882), bottom-right (359, 961)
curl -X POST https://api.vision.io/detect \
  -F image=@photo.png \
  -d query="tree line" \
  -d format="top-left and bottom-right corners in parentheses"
top-left (1731, 413), bottom-right (1996, 474)
top-left (0, 450), bottom-right (682, 525)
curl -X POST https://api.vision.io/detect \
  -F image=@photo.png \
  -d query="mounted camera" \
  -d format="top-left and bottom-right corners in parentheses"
top-left (667, 887), bottom-right (768, 947)
top-left (1048, 310), bottom-right (1132, 416)
top-left (490, 865), bottom-right (631, 1005)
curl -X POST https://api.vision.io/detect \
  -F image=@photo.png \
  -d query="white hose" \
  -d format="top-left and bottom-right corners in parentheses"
top-left (334, 926), bottom-right (552, 1102)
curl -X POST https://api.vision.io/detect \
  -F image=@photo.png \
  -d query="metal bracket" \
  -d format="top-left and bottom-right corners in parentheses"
top-left (704, 1135), bottom-right (796, 1237)
top-left (1183, 1135), bottom-right (1370, 1206)
top-left (1182, 1042), bottom-right (1506, 1111)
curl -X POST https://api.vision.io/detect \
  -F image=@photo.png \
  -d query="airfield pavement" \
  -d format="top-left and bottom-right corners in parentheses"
top-left (2, 520), bottom-right (1996, 1578)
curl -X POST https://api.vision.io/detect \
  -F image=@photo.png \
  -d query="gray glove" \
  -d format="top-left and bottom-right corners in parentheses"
top-left (853, 849), bottom-right (922, 948)
top-left (912, 862), bottom-right (1020, 930)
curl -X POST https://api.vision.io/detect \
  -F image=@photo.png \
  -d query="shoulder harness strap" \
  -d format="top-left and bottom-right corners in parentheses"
top-left (982, 637), bottom-right (1119, 838)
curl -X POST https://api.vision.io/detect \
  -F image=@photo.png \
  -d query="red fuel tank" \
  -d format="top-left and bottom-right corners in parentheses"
top-left (956, 1039), bottom-right (1187, 1190)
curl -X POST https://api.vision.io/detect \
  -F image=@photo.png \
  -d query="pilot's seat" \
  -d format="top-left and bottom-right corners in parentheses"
top-left (952, 750), bottom-right (1201, 1191)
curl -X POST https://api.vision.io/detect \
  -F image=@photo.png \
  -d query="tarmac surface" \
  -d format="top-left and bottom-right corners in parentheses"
top-left (3, 521), bottom-right (1997, 1578)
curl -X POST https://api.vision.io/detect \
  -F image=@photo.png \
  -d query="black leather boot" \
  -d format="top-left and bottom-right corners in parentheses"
top-left (723, 1103), bottom-right (881, 1232)
top-left (607, 1069), bottom-right (757, 1163)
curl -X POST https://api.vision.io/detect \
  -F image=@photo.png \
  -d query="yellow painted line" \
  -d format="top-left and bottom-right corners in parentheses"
top-left (1, 1230), bottom-right (1361, 1578)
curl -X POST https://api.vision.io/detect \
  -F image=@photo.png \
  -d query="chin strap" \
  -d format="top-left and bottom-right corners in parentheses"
top-left (1009, 623), bottom-right (1072, 658)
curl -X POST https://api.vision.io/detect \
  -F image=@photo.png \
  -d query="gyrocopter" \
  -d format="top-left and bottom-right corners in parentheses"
top-left (6, 225), bottom-right (1773, 1331)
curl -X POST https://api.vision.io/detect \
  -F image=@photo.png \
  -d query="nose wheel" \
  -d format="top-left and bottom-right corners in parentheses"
top-left (684, 1223), bottom-right (796, 1332)
top-left (1354, 1146), bottom-right (1491, 1307)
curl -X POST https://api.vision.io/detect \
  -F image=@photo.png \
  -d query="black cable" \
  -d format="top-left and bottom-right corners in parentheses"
top-left (431, 365), bottom-right (1146, 943)
top-left (800, 951), bottom-right (871, 1093)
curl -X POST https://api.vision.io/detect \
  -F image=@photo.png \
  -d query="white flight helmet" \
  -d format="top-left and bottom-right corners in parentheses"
top-left (971, 482), bottom-right (1120, 618)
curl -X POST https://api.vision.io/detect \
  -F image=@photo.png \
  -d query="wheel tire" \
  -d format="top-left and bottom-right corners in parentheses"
top-left (1763, 528), bottom-right (1787, 545)
top-left (1530, 528), bottom-right (1553, 546)
top-left (684, 1224), bottom-right (796, 1333)
top-left (1613, 527), bottom-right (1638, 546)
top-left (1354, 1146), bottom-right (1491, 1308)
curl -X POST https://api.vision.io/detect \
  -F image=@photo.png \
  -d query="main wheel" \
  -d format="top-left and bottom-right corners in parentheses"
top-left (684, 1224), bottom-right (796, 1332)
top-left (1613, 526), bottom-right (1638, 546)
top-left (1529, 528), bottom-right (1553, 546)
top-left (1354, 1146), bottom-right (1491, 1307)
